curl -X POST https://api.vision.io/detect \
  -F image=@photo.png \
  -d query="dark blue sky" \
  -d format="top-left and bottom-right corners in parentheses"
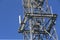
top-left (0, 0), bottom-right (60, 40)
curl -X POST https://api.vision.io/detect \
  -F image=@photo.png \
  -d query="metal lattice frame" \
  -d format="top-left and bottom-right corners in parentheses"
top-left (18, 0), bottom-right (58, 40)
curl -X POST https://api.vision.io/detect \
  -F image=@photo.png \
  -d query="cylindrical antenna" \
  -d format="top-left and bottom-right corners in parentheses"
top-left (19, 15), bottom-right (21, 24)
top-left (28, 0), bottom-right (30, 8)
top-left (50, 6), bottom-right (54, 16)
top-left (28, 0), bottom-right (30, 13)
top-left (50, 6), bottom-right (53, 13)
top-left (46, 0), bottom-right (48, 8)
top-left (46, 0), bottom-right (50, 13)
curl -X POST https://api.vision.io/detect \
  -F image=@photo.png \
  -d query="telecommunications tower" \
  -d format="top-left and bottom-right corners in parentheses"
top-left (18, 0), bottom-right (58, 40)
